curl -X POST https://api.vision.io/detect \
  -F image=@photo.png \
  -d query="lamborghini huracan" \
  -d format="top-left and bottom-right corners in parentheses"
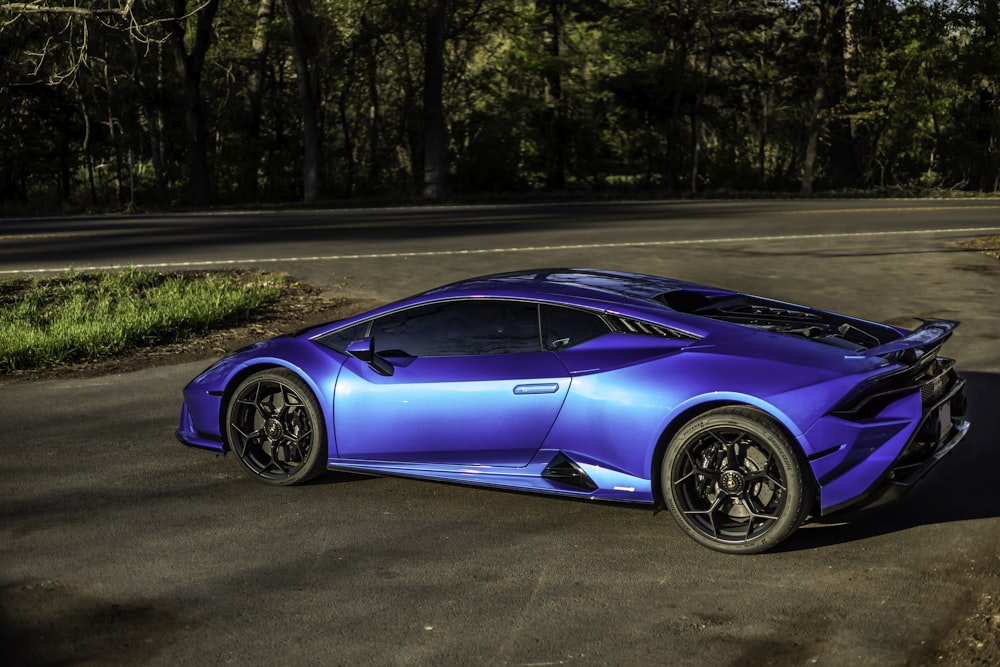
top-left (177, 269), bottom-right (969, 553)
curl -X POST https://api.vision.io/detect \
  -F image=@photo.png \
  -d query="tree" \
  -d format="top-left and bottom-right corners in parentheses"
top-left (8, 0), bottom-right (1000, 211)
top-left (284, 0), bottom-right (324, 203)
top-left (800, 0), bottom-right (859, 194)
top-left (240, 0), bottom-right (276, 198)
top-left (971, 0), bottom-right (1000, 190)
top-left (166, 0), bottom-right (222, 205)
top-left (423, 0), bottom-right (447, 199)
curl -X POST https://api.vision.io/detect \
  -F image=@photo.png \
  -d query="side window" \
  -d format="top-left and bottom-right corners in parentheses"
top-left (540, 305), bottom-right (611, 350)
top-left (371, 300), bottom-right (541, 357)
top-left (318, 321), bottom-right (370, 353)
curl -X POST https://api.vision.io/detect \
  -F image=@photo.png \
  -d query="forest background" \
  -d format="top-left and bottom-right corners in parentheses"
top-left (2, 0), bottom-right (999, 214)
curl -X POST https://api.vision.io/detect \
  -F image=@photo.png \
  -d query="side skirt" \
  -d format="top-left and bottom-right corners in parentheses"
top-left (325, 451), bottom-right (655, 504)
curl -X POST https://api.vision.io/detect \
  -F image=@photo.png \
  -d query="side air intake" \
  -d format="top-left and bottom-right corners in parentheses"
top-left (541, 452), bottom-right (598, 491)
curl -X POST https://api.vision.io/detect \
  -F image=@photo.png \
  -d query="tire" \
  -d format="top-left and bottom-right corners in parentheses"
top-left (661, 407), bottom-right (812, 554)
top-left (226, 369), bottom-right (327, 486)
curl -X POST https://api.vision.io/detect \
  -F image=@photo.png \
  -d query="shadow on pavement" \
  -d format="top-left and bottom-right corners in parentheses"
top-left (0, 202), bottom-right (753, 267)
top-left (779, 370), bottom-right (1000, 552)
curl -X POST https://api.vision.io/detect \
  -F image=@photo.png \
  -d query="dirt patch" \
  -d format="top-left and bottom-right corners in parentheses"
top-left (930, 589), bottom-right (1000, 666)
top-left (961, 235), bottom-right (1000, 260)
top-left (0, 275), bottom-right (373, 385)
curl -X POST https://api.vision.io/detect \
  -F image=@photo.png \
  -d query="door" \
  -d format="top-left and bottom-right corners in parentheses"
top-left (332, 299), bottom-right (570, 466)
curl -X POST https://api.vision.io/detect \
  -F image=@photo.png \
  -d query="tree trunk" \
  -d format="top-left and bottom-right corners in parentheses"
top-left (167, 0), bottom-right (221, 206)
top-left (758, 88), bottom-right (769, 187)
top-left (73, 84), bottom-right (98, 206)
top-left (801, 0), bottom-right (858, 193)
top-left (285, 0), bottom-right (324, 203)
top-left (827, 1), bottom-right (858, 188)
top-left (104, 60), bottom-right (124, 204)
top-left (801, 2), bottom-right (830, 194)
top-left (801, 81), bottom-right (825, 194)
top-left (242, 0), bottom-right (275, 198)
top-left (423, 0), bottom-right (446, 200)
top-left (665, 4), bottom-right (692, 194)
top-left (690, 83), bottom-right (703, 195)
top-left (130, 36), bottom-right (168, 204)
top-left (542, 0), bottom-right (565, 190)
top-left (977, 0), bottom-right (1000, 190)
top-left (364, 13), bottom-right (379, 193)
top-left (691, 6), bottom-right (717, 196)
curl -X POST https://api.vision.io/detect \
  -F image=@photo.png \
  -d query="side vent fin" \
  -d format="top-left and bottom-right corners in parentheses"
top-left (541, 452), bottom-right (598, 491)
top-left (607, 315), bottom-right (698, 340)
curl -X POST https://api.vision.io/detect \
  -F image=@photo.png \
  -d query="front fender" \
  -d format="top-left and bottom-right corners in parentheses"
top-left (180, 339), bottom-right (345, 449)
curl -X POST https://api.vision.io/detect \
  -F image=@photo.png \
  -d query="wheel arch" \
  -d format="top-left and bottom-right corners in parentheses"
top-left (649, 400), bottom-right (818, 510)
top-left (222, 362), bottom-right (330, 485)
top-left (217, 361), bottom-right (312, 452)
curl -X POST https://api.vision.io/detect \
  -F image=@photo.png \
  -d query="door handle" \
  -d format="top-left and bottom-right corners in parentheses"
top-left (513, 383), bottom-right (560, 395)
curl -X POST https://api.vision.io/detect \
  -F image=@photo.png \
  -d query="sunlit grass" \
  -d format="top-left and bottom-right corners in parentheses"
top-left (0, 269), bottom-right (286, 373)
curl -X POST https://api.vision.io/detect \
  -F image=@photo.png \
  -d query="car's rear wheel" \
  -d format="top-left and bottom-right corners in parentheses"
top-left (661, 407), bottom-right (812, 554)
top-left (226, 369), bottom-right (327, 485)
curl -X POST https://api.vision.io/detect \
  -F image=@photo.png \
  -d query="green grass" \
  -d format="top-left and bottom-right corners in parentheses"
top-left (0, 269), bottom-right (286, 373)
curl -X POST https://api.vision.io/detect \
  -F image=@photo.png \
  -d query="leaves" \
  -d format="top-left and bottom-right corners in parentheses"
top-left (3, 0), bottom-right (1000, 211)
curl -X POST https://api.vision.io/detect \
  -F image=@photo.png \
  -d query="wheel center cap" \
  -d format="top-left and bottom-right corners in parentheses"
top-left (264, 418), bottom-right (283, 440)
top-left (720, 469), bottom-right (745, 496)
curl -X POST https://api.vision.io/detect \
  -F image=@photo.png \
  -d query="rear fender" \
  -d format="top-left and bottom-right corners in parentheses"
top-left (647, 393), bottom-right (812, 503)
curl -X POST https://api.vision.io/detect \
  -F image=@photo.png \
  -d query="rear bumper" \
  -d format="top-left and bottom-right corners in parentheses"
top-left (818, 375), bottom-right (970, 515)
top-left (864, 417), bottom-right (970, 508)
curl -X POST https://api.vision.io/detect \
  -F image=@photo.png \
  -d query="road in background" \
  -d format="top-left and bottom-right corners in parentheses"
top-left (2, 200), bottom-right (999, 665)
top-left (3, 199), bottom-right (1000, 277)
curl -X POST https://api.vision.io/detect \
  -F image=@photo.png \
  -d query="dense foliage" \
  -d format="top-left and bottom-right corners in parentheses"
top-left (2, 0), bottom-right (999, 212)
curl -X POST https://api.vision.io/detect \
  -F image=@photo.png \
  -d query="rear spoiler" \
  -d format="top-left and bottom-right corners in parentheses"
top-left (854, 319), bottom-right (959, 358)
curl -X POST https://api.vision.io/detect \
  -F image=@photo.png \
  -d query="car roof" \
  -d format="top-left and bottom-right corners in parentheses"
top-left (303, 269), bottom-right (727, 341)
top-left (419, 268), bottom-right (720, 307)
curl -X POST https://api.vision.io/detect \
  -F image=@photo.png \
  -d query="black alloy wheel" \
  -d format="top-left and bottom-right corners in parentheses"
top-left (662, 407), bottom-right (812, 554)
top-left (226, 369), bottom-right (327, 485)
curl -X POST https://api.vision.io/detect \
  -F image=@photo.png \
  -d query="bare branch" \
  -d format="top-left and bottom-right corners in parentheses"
top-left (0, 0), bottom-right (135, 19)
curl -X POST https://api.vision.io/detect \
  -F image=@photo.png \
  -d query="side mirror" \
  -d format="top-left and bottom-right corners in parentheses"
top-left (345, 337), bottom-right (394, 377)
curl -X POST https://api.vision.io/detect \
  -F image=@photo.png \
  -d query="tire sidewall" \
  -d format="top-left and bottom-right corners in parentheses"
top-left (661, 407), bottom-right (810, 554)
top-left (226, 368), bottom-right (327, 486)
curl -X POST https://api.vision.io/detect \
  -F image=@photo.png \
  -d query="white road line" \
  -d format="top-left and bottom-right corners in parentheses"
top-left (3, 226), bottom-right (999, 275)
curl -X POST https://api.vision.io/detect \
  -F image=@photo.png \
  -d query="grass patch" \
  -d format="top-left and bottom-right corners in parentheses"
top-left (0, 269), bottom-right (286, 373)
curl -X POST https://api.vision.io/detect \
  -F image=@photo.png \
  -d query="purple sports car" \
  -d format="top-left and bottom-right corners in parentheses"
top-left (177, 269), bottom-right (969, 553)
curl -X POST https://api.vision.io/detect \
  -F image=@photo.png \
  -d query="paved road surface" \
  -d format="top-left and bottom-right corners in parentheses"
top-left (2, 201), bottom-right (999, 665)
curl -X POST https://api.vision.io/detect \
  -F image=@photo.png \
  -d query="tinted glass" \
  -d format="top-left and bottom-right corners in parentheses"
top-left (372, 300), bottom-right (541, 356)
top-left (319, 322), bottom-right (370, 353)
top-left (540, 305), bottom-right (610, 350)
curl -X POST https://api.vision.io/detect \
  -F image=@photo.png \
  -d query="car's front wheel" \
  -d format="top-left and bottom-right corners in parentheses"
top-left (661, 407), bottom-right (812, 554)
top-left (226, 369), bottom-right (327, 485)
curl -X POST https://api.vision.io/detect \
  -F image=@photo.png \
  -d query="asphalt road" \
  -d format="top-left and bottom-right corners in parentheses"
top-left (2, 200), bottom-right (1000, 666)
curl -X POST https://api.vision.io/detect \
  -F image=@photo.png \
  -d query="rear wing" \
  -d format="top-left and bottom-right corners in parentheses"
top-left (855, 319), bottom-right (959, 358)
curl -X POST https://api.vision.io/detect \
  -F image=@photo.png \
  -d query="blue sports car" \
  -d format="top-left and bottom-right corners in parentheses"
top-left (177, 269), bottom-right (969, 553)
